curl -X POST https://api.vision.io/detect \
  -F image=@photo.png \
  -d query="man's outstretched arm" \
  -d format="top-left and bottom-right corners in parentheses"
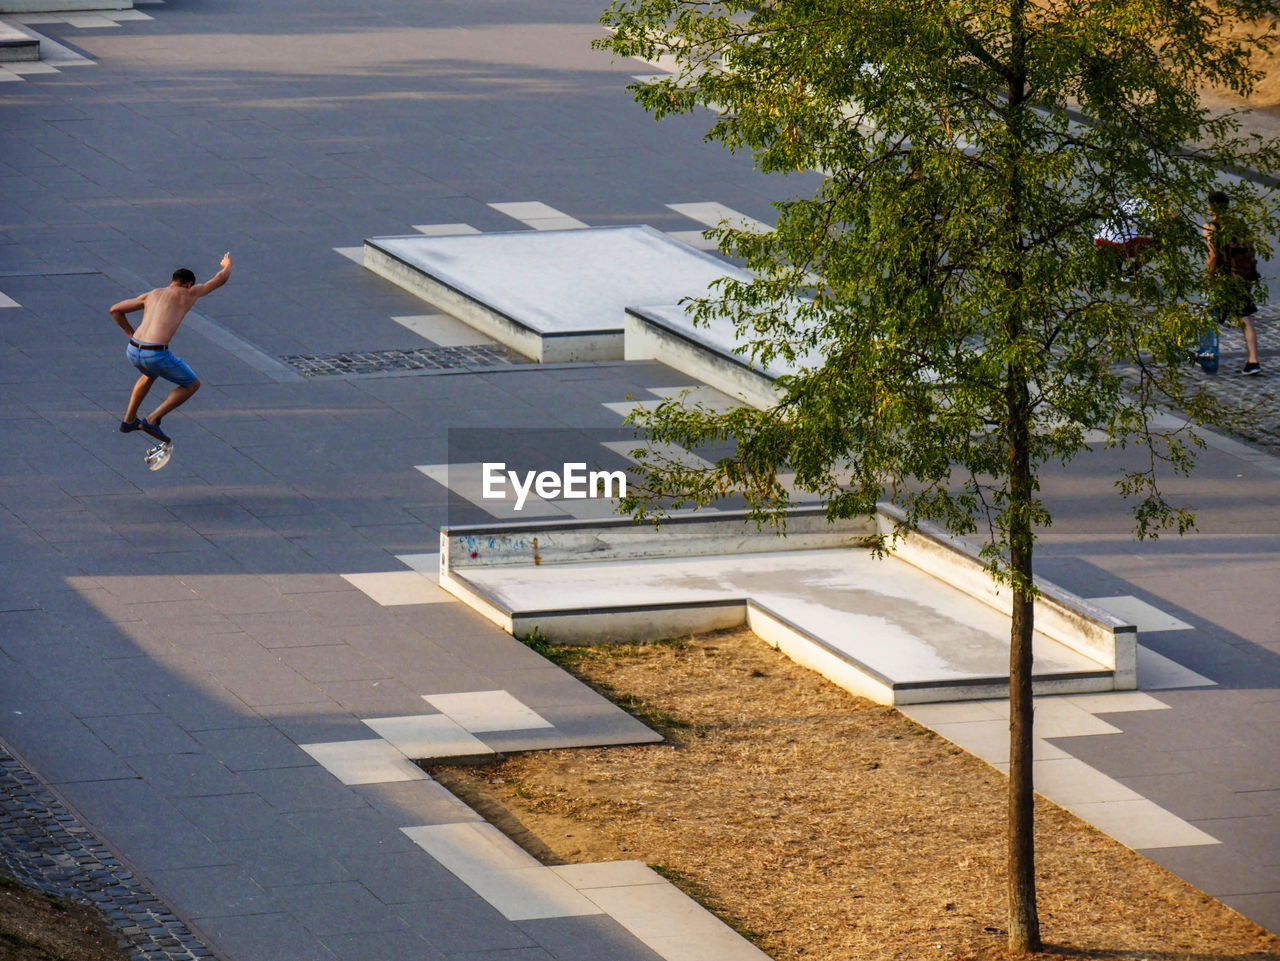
top-left (109, 294), bottom-right (146, 336)
top-left (190, 252), bottom-right (232, 297)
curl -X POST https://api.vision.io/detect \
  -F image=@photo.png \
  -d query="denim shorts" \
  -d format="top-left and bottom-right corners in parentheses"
top-left (126, 341), bottom-right (197, 387)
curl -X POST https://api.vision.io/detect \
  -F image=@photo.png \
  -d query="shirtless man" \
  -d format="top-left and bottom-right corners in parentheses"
top-left (110, 253), bottom-right (232, 443)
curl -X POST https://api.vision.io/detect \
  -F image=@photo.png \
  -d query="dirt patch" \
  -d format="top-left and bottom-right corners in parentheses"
top-left (0, 874), bottom-right (127, 961)
top-left (432, 629), bottom-right (1280, 961)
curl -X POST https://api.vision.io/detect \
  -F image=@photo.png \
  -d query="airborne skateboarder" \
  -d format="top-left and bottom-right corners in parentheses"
top-left (110, 252), bottom-right (232, 443)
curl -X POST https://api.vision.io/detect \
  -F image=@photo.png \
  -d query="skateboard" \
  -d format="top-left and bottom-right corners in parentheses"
top-left (144, 441), bottom-right (173, 471)
top-left (1196, 328), bottom-right (1219, 374)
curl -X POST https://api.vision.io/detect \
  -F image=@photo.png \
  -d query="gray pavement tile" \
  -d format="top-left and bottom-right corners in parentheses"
top-left (0, 710), bottom-right (134, 785)
top-left (195, 725), bottom-right (314, 772)
top-left (432, 631), bottom-right (563, 676)
top-left (125, 751), bottom-right (245, 799)
top-left (445, 949), bottom-right (556, 961)
top-left (1165, 745), bottom-right (1280, 793)
top-left (173, 791), bottom-right (298, 843)
top-left (276, 643), bottom-right (392, 684)
top-left (1118, 771), bottom-right (1273, 820)
top-left (178, 573), bottom-right (301, 615)
top-left (265, 701), bottom-right (370, 745)
top-left (149, 864), bottom-right (277, 920)
top-left (1219, 893), bottom-right (1280, 937)
top-left (215, 659), bottom-right (328, 708)
top-left (1052, 733), bottom-right (1196, 779)
top-left (348, 780), bottom-right (477, 829)
top-left (1145, 844), bottom-right (1280, 896)
top-left (341, 848), bottom-right (476, 905)
top-left (322, 677), bottom-right (439, 718)
top-left (519, 915), bottom-right (667, 961)
top-left (284, 808), bottom-right (423, 857)
top-left (268, 880), bottom-right (405, 937)
top-left (109, 652), bottom-right (217, 695)
top-left (60, 778), bottom-right (226, 872)
top-left (398, 897), bottom-right (537, 955)
top-left (147, 686), bottom-right (267, 733)
top-left (219, 833), bottom-right (355, 889)
top-left (230, 609), bottom-right (336, 648)
top-left (196, 912), bottom-right (339, 961)
top-left (1188, 814), bottom-right (1280, 860)
top-left (83, 712), bottom-right (204, 756)
top-left (320, 924), bottom-right (447, 961)
top-left (238, 765), bottom-right (369, 814)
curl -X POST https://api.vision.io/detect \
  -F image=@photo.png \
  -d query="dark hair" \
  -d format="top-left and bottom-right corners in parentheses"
top-left (172, 267), bottom-right (196, 286)
top-left (1208, 190), bottom-right (1230, 212)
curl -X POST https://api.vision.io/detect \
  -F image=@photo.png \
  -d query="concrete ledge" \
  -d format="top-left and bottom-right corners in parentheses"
top-left (0, 0), bottom-right (129, 9)
top-left (361, 226), bottom-right (751, 365)
top-left (0, 22), bottom-right (39, 60)
top-left (876, 504), bottom-right (1137, 686)
top-left (441, 507), bottom-right (877, 572)
top-left (437, 506), bottom-right (1136, 704)
top-left (625, 306), bottom-right (780, 409)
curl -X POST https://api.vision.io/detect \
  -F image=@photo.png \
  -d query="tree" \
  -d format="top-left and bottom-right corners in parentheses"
top-left (598, 0), bottom-right (1280, 952)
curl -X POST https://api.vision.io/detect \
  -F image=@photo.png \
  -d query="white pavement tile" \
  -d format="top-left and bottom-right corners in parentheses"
top-left (63, 14), bottom-right (118, 27)
top-left (394, 553), bottom-right (439, 574)
top-left (600, 439), bottom-right (712, 471)
top-left (966, 698), bottom-right (1123, 738)
top-left (1026, 758), bottom-right (1144, 805)
top-left (412, 223), bottom-right (481, 236)
top-left (488, 202), bottom-right (589, 230)
top-left (928, 720), bottom-right (1071, 765)
top-left (0, 292), bottom-right (19, 308)
top-left (333, 246), bottom-right (364, 263)
top-left (415, 462), bottom-right (568, 519)
top-left (0, 70), bottom-right (22, 83)
top-left (1086, 595), bottom-right (1193, 632)
top-left (551, 860), bottom-right (666, 890)
top-left (667, 201), bottom-right (772, 235)
top-left (646, 385), bottom-right (740, 410)
top-left (2, 61), bottom-right (57, 75)
top-left (363, 714), bottom-right (493, 759)
top-left (403, 823), bottom-right (602, 920)
top-left (106, 10), bottom-right (156, 20)
top-left (340, 571), bottom-right (451, 606)
top-left (579, 880), bottom-right (771, 960)
top-left (900, 701), bottom-right (1004, 727)
top-left (1138, 645), bottom-right (1216, 690)
top-left (298, 739), bottom-right (427, 785)
top-left (392, 314), bottom-right (494, 347)
top-left (423, 690), bottom-right (554, 733)
top-left (1061, 691), bottom-right (1170, 714)
top-left (1061, 798), bottom-right (1220, 849)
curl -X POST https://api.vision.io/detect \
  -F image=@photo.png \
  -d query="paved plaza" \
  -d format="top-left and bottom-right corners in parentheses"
top-left (4, 1), bottom-right (1280, 959)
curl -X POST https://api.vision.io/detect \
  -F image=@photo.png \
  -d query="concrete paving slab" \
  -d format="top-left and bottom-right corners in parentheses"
top-left (1063, 798), bottom-right (1220, 849)
top-left (341, 570), bottom-right (453, 606)
top-left (195, 913), bottom-right (338, 961)
top-left (349, 779), bottom-right (481, 827)
top-left (519, 915), bottom-right (669, 961)
top-left (362, 714), bottom-right (493, 760)
top-left (146, 865), bottom-right (275, 920)
top-left (299, 739), bottom-right (427, 786)
top-left (423, 690), bottom-right (554, 733)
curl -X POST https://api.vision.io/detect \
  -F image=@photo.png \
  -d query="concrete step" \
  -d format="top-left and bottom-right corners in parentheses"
top-left (0, 22), bottom-right (39, 62)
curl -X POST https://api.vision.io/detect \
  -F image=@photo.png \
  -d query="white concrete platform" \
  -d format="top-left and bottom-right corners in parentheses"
top-left (439, 507), bottom-right (1138, 705)
top-left (0, 20), bottom-right (38, 60)
top-left (362, 225), bottom-right (753, 363)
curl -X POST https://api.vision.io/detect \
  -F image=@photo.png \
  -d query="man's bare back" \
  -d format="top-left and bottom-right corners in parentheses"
top-left (110, 252), bottom-right (232, 344)
top-left (111, 253), bottom-right (232, 444)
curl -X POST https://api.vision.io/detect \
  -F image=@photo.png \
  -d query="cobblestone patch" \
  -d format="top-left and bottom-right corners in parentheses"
top-left (0, 747), bottom-right (216, 961)
top-left (1177, 303), bottom-right (1280, 453)
top-left (283, 344), bottom-right (526, 376)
